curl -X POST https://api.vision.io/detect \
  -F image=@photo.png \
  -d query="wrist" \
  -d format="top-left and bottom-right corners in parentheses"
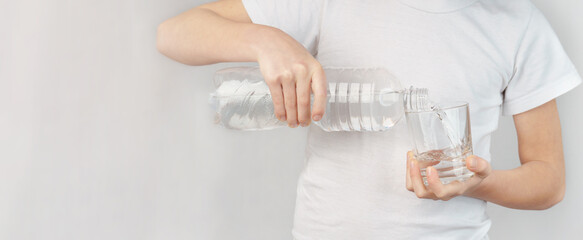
top-left (244, 24), bottom-right (293, 63)
top-left (463, 171), bottom-right (495, 199)
top-left (240, 24), bottom-right (279, 62)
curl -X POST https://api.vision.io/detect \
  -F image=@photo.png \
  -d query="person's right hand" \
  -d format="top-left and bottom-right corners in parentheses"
top-left (253, 27), bottom-right (327, 128)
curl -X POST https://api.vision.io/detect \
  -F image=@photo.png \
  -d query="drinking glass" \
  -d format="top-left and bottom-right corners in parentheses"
top-left (405, 102), bottom-right (474, 185)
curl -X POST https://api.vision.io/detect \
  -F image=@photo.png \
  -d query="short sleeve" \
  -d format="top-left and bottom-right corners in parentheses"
top-left (242, 0), bottom-right (325, 55)
top-left (502, 7), bottom-right (582, 116)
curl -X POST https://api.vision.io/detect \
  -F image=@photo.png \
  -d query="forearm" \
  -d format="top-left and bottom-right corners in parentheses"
top-left (465, 160), bottom-right (565, 210)
top-left (157, 7), bottom-right (271, 65)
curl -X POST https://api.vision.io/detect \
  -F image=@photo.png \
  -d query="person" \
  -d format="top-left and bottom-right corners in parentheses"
top-left (157, 0), bottom-right (582, 239)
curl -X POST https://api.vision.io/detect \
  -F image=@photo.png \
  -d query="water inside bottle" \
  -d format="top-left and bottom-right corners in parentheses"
top-left (211, 80), bottom-right (286, 130)
top-left (314, 83), bottom-right (404, 131)
top-left (212, 80), bottom-right (414, 132)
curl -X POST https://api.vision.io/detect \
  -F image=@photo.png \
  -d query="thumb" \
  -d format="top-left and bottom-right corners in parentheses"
top-left (466, 156), bottom-right (491, 179)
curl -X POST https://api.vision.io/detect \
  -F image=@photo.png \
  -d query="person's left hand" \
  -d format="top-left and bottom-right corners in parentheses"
top-left (406, 151), bottom-right (491, 201)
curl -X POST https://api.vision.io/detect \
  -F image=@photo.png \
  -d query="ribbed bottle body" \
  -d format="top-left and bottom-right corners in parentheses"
top-left (209, 67), bottom-right (428, 131)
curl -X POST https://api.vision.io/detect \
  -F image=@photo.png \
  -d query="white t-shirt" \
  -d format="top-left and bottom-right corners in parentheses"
top-left (242, 0), bottom-right (582, 239)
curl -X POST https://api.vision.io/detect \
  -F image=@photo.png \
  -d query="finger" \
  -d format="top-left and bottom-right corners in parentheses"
top-left (466, 155), bottom-right (492, 179)
top-left (281, 73), bottom-right (298, 127)
top-left (406, 151), bottom-right (413, 191)
top-left (425, 167), bottom-right (451, 200)
top-left (266, 80), bottom-right (286, 122)
top-left (410, 160), bottom-right (434, 199)
top-left (310, 66), bottom-right (327, 122)
top-left (439, 181), bottom-right (466, 200)
top-left (295, 67), bottom-right (311, 127)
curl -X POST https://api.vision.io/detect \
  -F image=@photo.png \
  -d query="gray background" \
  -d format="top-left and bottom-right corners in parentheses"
top-left (0, 0), bottom-right (581, 239)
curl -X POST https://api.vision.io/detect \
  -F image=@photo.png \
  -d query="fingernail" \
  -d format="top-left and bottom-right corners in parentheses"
top-left (313, 115), bottom-right (322, 121)
top-left (290, 123), bottom-right (297, 128)
top-left (300, 122), bottom-right (307, 127)
top-left (427, 167), bottom-right (432, 176)
top-left (410, 161), bottom-right (415, 169)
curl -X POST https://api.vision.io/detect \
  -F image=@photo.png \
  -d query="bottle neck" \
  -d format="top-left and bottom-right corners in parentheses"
top-left (403, 86), bottom-right (430, 111)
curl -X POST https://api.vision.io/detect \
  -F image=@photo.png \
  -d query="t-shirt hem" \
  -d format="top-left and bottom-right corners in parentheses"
top-left (292, 233), bottom-right (490, 239)
top-left (502, 71), bottom-right (582, 116)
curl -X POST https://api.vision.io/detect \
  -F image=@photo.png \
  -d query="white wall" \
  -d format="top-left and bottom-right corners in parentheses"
top-left (0, 0), bottom-right (580, 239)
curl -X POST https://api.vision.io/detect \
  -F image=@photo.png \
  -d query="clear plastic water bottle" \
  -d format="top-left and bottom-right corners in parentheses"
top-left (209, 67), bottom-right (429, 131)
